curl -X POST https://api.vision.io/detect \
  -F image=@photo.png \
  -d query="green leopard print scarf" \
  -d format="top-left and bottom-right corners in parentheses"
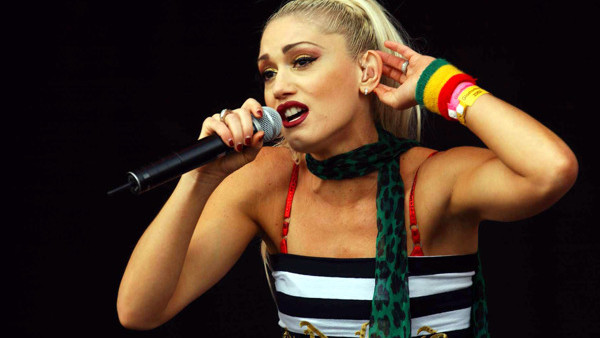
top-left (305, 125), bottom-right (489, 338)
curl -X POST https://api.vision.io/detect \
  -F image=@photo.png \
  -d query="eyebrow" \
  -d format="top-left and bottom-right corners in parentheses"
top-left (257, 41), bottom-right (324, 62)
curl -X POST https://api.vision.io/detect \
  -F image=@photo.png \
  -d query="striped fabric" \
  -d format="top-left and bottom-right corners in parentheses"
top-left (269, 253), bottom-right (477, 338)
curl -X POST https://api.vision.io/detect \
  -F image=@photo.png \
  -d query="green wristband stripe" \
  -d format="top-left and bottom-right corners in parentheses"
top-left (415, 58), bottom-right (449, 105)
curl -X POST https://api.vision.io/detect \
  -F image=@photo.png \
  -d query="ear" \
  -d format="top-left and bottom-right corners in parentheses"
top-left (358, 50), bottom-right (383, 95)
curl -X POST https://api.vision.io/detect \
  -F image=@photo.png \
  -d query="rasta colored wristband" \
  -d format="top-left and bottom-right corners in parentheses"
top-left (415, 58), bottom-right (476, 120)
top-left (415, 58), bottom-right (448, 106)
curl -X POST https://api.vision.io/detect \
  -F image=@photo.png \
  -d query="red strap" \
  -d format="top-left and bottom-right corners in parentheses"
top-left (281, 152), bottom-right (437, 256)
top-left (409, 151), bottom-right (438, 256)
top-left (409, 170), bottom-right (420, 227)
top-left (281, 163), bottom-right (299, 253)
top-left (284, 163), bottom-right (299, 218)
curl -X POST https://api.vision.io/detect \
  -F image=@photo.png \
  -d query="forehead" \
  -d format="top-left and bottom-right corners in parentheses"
top-left (259, 15), bottom-right (346, 56)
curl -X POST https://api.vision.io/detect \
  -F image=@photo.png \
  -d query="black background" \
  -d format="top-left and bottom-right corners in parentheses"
top-left (9, 0), bottom-right (599, 337)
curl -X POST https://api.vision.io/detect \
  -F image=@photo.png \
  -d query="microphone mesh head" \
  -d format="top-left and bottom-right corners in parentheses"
top-left (253, 106), bottom-right (282, 142)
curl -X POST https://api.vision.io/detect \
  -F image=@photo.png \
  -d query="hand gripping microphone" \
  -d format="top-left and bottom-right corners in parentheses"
top-left (107, 107), bottom-right (282, 196)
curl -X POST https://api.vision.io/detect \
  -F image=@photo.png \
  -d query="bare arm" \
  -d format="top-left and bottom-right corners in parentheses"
top-left (116, 99), bottom-right (267, 330)
top-left (374, 41), bottom-right (578, 224)
top-left (445, 94), bottom-right (578, 222)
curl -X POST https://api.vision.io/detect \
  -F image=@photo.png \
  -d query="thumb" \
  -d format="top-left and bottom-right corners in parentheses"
top-left (373, 83), bottom-right (415, 110)
top-left (372, 83), bottom-right (397, 107)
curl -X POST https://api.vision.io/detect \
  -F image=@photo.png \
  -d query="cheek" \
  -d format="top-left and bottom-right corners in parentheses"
top-left (310, 66), bottom-right (360, 109)
top-left (309, 57), bottom-right (357, 92)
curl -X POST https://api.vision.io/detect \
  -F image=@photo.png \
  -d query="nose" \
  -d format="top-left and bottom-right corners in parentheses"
top-left (270, 69), bottom-right (296, 101)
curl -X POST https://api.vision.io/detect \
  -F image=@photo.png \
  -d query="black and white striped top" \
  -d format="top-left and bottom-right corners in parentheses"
top-left (268, 253), bottom-right (477, 337)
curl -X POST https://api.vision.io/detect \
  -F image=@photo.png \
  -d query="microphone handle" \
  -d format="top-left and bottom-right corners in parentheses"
top-left (126, 135), bottom-right (228, 195)
top-left (107, 105), bottom-right (282, 196)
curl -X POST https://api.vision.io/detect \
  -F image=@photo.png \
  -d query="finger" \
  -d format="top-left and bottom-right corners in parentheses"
top-left (222, 113), bottom-right (245, 152)
top-left (381, 63), bottom-right (406, 83)
top-left (241, 98), bottom-right (265, 119)
top-left (201, 114), bottom-right (234, 148)
top-left (234, 107), bottom-right (255, 147)
top-left (376, 50), bottom-right (408, 73)
top-left (373, 82), bottom-right (394, 94)
top-left (372, 83), bottom-right (396, 103)
top-left (372, 89), bottom-right (396, 109)
top-left (383, 41), bottom-right (418, 59)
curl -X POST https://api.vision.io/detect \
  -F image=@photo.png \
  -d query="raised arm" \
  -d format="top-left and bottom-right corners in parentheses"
top-left (116, 100), bottom-right (267, 330)
top-left (373, 41), bottom-right (578, 223)
top-left (441, 94), bottom-right (577, 222)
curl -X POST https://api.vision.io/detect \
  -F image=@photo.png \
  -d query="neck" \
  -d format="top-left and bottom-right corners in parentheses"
top-left (301, 161), bottom-right (378, 204)
top-left (308, 119), bottom-right (378, 161)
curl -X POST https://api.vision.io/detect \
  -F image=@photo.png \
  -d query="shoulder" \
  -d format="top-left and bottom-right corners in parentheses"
top-left (215, 146), bottom-right (295, 221)
top-left (417, 146), bottom-right (496, 183)
top-left (401, 145), bottom-right (495, 182)
top-left (401, 145), bottom-right (496, 222)
top-left (223, 146), bottom-right (295, 194)
top-left (399, 146), bottom-right (438, 184)
top-left (225, 146), bottom-right (295, 249)
top-left (399, 145), bottom-right (497, 210)
top-left (245, 146), bottom-right (295, 182)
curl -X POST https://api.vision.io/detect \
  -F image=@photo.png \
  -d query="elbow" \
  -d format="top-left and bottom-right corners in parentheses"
top-left (550, 149), bottom-right (578, 195)
top-left (117, 298), bottom-right (162, 331)
top-left (535, 149), bottom-right (579, 202)
top-left (117, 305), bottom-right (148, 331)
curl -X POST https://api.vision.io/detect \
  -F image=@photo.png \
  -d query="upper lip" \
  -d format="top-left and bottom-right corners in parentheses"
top-left (276, 101), bottom-right (309, 116)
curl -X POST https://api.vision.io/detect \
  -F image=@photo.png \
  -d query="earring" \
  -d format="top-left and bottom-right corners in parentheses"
top-left (364, 88), bottom-right (368, 95)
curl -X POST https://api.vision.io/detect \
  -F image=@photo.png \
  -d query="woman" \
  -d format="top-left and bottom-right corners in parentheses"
top-left (116, 0), bottom-right (578, 337)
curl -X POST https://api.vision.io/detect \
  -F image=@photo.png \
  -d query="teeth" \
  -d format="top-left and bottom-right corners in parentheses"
top-left (284, 107), bottom-right (302, 118)
top-left (284, 106), bottom-right (306, 122)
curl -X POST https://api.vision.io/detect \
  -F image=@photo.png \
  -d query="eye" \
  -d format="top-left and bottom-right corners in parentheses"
top-left (261, 68), bottom-right (277, 82)
top-left (293, 55), bottom-right (317, 68)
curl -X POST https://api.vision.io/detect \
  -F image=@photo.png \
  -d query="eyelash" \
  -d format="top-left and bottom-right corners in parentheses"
top-left (293, 55), bottom-right (317, 68)
top-left (261, 56), bottom-right (318, 82)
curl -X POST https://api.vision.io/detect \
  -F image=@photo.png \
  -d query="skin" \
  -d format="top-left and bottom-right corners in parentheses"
top-left (257, 17), bottom-right (380, 159)
top-left (116, 14), bottom-right (578, 330)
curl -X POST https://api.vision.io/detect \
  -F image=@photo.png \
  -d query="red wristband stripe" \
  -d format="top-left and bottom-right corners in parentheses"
top-left (437, 73), bottom-right (476, 120)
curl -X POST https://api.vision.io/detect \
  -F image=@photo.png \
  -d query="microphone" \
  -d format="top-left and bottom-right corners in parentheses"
top-left (107, 106), bottom-right (282, 196)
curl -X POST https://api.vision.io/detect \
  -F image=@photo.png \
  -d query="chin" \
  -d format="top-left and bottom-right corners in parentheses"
top-left (282, 135), bottom-right (312, 154)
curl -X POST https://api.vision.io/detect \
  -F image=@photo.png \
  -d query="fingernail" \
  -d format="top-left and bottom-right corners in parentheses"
top-left (257, 109), bottom-right (263, 118)
top-left (258, 134), bottom-right (264, 143)
top-left (228, 138), bottom-right (234, 147)
top-left (245, 136), bottom-right (251, 146)
top-left (236, 143), bottom-right (243, 152)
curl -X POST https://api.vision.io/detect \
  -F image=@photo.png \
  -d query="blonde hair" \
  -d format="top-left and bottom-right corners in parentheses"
top-left (265, 0), bottom-right (422, 141)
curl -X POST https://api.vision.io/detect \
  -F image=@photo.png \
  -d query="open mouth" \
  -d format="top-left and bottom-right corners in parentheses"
top-left (277, 101), bottom-right (309, 128)
top-left (284, 106), bottom-right (308, 123)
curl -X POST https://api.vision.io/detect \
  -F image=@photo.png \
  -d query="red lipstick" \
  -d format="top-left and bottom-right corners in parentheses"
top-left (277, 101), bottom-right (310, 128)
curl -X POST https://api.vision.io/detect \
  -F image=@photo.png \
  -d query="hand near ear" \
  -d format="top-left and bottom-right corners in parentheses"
top-left (372, 41), bottom-right (435, 110)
